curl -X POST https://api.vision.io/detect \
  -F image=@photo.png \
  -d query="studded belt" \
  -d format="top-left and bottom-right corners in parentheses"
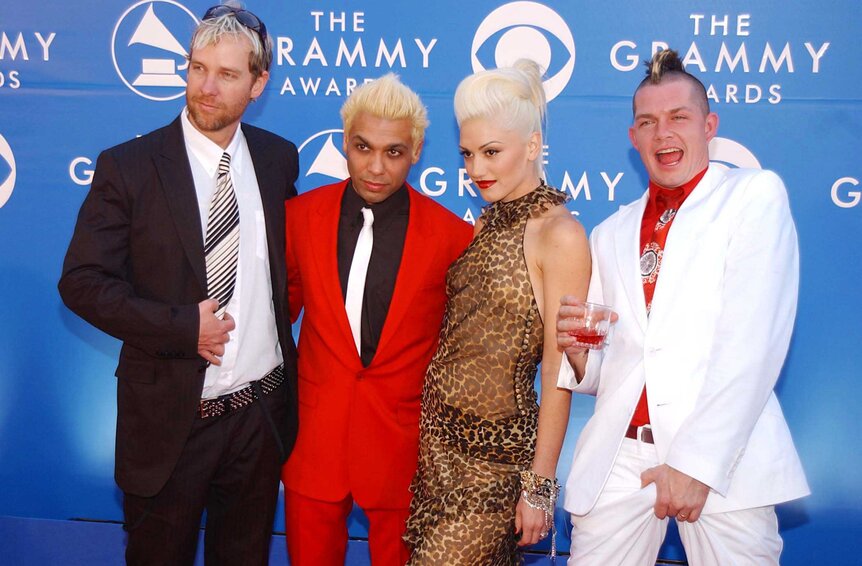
top-left (198, 364), bottom-right (284, 419)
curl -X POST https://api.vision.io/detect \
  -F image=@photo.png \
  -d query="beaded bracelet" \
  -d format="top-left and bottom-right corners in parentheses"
top-left (519, 470), bottom-right (561, 560)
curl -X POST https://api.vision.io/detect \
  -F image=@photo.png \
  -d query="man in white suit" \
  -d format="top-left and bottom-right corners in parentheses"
top-left (556, 49), bottom-right (809, 565)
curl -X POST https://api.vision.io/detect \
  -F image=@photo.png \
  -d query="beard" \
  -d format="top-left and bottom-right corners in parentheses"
top-left (187, 95), bottom-right (248, 134)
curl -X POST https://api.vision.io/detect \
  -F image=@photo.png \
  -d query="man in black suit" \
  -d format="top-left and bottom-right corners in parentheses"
top-left (58, 6), bottom-right (297, 564)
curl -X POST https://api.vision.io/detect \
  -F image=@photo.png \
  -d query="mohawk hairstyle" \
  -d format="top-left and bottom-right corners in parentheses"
top-left (645, 49), bottom-right (685, 83)
top-left (633, 48), bottom-right (710, 116)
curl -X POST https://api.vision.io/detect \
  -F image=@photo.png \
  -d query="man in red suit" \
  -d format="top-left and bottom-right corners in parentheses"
top-left (282, 74), bottom-right (472, 565)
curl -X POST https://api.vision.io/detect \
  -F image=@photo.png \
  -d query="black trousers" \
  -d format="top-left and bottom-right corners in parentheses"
top-left (123, 387), bottom-right (286, 566)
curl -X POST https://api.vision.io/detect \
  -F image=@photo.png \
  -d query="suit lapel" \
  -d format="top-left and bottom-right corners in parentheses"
top-left (312, 182), bottom-right (358, 354)
top-left (649, 165), bottom-right (722, 319)
top-left (155, 117), bottom-right (207, 292)
top-left (375, 187), bottom-right (434, 356)
top-left (245, 126), bottom-right (285, 297)
top-left (613, 193), bottom-right (649, 334)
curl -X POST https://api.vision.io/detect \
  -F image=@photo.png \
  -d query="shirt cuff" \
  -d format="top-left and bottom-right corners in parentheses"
top-left (557, 355), bottom-right (579, 389)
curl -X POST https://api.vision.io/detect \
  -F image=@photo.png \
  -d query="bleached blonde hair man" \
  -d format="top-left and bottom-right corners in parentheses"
top-left (341, 73), bottom-right (429, 149)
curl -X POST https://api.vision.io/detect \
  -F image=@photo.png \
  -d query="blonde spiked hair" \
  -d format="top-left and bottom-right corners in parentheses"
top-left (341, 74), bottom-right (429, 147)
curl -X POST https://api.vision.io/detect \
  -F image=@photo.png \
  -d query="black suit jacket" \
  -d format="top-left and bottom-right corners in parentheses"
top-left (59, 116), bottom-right (299, 497)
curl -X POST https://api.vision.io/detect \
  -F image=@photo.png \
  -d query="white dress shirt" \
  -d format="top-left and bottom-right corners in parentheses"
top-left (181, 109), bottom-right (282, 398)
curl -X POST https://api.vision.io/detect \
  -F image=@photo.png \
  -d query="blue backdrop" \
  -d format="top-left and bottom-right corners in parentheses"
top-left (1, 1), bottom-right (860, 563)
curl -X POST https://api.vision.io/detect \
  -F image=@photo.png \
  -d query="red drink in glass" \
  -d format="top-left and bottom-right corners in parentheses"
top-left (568, 328), bottom-right (606, 348)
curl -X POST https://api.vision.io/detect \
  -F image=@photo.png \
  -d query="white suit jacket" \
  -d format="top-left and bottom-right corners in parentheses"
top-left (559, 165), bottom-right (809, 515)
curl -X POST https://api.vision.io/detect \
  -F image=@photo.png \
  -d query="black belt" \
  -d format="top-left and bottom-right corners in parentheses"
top-left (198, 364), bottom-right (284, 419)
top-left (625, 424), bottom-right (654, 444)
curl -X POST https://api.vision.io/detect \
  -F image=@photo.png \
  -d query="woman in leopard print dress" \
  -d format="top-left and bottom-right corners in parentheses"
top-left (403, 60), bottom-right (591, 565)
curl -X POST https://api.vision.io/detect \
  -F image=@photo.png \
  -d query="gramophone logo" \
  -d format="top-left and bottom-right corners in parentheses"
top-left (0, 133), bottom-right (16, 209)
top-left (297, 129), bottom-right (349, 194)
top-left (708, 137), bottom-right (762, 170)
top-left (112, 0), bottom-right (198, 101)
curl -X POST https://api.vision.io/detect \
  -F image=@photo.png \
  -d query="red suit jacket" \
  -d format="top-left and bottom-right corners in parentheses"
top-left (282, 180), bottom-right (471, 509)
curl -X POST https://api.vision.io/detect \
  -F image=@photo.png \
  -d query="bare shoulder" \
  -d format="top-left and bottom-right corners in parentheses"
top-left (524, 203), bottom-right (589, 275)
top-left (535, 203), bottom-right (587, 249)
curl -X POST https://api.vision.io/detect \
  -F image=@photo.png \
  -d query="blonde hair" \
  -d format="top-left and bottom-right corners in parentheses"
top-left (454, 59), bottom-right (546, 138)
top-left (190, 5), bottom-right (272, 77)
top-left (341, 74), bottom-right (429, 147)
top-left (454, 59), bottom-right (546, 175)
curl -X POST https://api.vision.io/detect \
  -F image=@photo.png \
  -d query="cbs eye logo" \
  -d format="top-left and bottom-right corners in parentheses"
top-left (708, 137), bottom-right (761, 170)
top-left (471, 1), bottom-right (576, 102)
top-left (0, 133), bottom-right (16, 208)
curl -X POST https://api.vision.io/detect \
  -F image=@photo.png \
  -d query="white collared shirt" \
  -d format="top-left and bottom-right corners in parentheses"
top-left (181, 109), bottom-right (282, 398)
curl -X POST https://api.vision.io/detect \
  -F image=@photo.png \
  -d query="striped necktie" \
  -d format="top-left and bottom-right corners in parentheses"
top-left (205, 151), bottom-right (239, 318)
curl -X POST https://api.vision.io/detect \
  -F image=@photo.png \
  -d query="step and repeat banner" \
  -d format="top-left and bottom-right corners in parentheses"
top-left (1, 1), bottom-right (859, 562)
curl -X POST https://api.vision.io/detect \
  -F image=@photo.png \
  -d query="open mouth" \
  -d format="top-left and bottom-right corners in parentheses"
top-left (656, 148), bottom-right (683, 166)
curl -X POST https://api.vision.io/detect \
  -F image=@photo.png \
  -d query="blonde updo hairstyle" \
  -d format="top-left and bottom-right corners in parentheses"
top-left (453, 59), bottom-right (546, 175)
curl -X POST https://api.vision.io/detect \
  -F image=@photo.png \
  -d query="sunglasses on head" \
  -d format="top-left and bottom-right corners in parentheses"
top-left (203, 5), bottom-right (268, 44)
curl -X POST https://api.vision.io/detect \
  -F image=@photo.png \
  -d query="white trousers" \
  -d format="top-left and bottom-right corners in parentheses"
top-left (567, 438), bottom-right (782, 566)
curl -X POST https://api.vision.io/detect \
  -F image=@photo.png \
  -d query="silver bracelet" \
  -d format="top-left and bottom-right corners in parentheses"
top-left (520, 470), bottom-right (561, 560)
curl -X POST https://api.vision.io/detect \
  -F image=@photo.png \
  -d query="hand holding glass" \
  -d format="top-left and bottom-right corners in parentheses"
top-left (567, 302), bottom-right (616, 350)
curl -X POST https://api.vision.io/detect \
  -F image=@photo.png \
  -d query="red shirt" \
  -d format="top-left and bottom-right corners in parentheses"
top-left (630, 167), bottom-right (708, 428)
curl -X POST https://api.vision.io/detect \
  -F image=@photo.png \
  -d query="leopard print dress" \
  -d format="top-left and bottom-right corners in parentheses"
top-left (404, 183), bottom-right (568, 565)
